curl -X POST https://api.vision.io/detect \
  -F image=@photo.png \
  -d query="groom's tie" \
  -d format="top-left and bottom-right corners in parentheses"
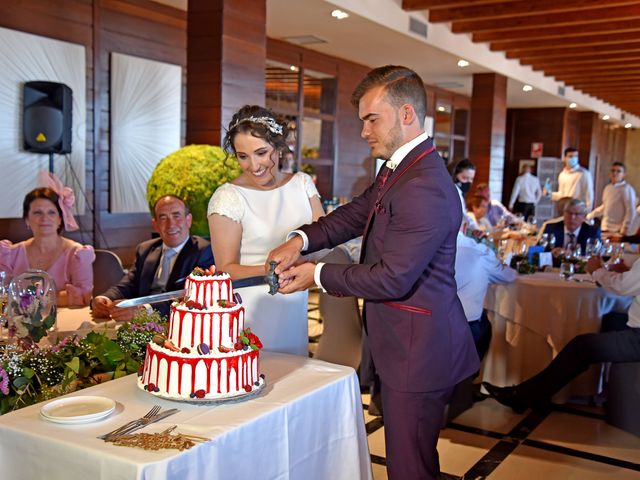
top-left (378, 165), bottom-right (392, 190)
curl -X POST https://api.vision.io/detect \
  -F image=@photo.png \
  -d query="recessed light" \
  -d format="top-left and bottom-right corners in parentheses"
top-left (625, 123), bottom-right (632, 128)
top-left (602, 114), bottom-right (610, 120)
top-left (522, 85), bottom-right (533, 92)
top-left (457, 59), bottom-right (469, 68)
top-left (289, 65), bottom-right (299, 72)
top-left (331, 9), bottom-right (349, 19)
top-left (569, 103), bottom-right (577, 109)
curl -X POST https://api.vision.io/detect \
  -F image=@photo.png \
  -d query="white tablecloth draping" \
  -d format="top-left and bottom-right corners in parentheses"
top-left (483, 271), bottom-right (632, 401)
top-left (0, 352), bottom-right (372, 480)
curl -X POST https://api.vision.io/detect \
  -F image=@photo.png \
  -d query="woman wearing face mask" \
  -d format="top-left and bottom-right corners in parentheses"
top-left (207, 105), bottom-right (325, 356)
top-left (546, 147), bottom-right (594, 212)
top-left (451, 158), bottom-right (478, 230)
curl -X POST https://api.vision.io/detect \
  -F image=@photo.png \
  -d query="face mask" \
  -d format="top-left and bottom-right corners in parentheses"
top-left (456, 181), bottom-right (472, 195)
top-left (566, 156), bottom-right (579, 168)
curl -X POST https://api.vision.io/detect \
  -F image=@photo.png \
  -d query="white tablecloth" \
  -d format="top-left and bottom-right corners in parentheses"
top-left (483, 271), bottom-right (632, 400)
top-left (0, 352), bottom-right (372, 480)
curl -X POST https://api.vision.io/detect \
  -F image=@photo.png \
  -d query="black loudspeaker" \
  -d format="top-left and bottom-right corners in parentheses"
top-left (23, 81), bottom-right (72, 154)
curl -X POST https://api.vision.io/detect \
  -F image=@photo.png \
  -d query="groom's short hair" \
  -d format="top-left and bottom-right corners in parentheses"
top-left (351, 65), bottom-right (427, 128)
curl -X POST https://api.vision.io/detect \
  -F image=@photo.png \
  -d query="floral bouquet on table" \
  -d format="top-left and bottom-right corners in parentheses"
top-left (7, 270), bottom-right (56, 347)
top-left (0, 311), bottom-right (166, 415)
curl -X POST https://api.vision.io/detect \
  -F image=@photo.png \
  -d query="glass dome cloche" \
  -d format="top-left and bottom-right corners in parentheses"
top-left (7, 269), bottom-right (57, 346)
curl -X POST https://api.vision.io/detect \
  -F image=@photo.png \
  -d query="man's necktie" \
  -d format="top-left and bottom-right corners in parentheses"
top-left (155, 249), bottom-right (177, 290)
top-left (378, 165), bottom-right (392, 190)
top-left (568, 233), bottom-right (576, 247)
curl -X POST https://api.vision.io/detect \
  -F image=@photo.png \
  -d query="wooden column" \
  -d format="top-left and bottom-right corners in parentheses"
top-left (187, 0), bottom-right (266, 145)
top-left (469, 73), bottom-right (507, 199)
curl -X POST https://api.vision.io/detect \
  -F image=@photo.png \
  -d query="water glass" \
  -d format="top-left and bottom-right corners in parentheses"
top-left (0, 271), bottom-right (7, 339)
top-left (539, 233), bottom-right (549, 249)
top-left (559, 262), bottom-right (575, 281)
top-left (585, 238), bottom-right (601, 257)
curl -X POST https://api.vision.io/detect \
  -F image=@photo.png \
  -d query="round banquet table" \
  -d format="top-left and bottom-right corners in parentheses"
top-left (482, 271), bottom-right (632, 402)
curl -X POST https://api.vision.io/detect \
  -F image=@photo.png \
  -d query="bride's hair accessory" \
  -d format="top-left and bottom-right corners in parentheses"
top-left (229, 116), bottom-right (283, 136)
top-left (37, 171), bottom-right (79, 231)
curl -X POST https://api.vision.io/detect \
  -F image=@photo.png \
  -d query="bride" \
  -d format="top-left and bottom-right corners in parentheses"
top-left (207, 106), bottom-right (324, 356)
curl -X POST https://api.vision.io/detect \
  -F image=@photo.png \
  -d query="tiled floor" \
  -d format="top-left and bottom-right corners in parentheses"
top-left (307, 292), bottom-right (640, 479)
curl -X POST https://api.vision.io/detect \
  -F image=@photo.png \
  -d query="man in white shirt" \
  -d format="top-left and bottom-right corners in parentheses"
top-left (483, 255), bottom-right (640, 412)
top-left (548, 147), bottom-right (594, 211)
top-left (509, 164), bottom-right (542, 219)
top-left (455, 232), bottom-right (517, 360)
top-left (587, 162), bottom-right (637, 235)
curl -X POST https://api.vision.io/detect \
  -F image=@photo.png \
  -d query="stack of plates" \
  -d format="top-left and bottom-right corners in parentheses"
top-left (40, 396), bottom-right (116, 424)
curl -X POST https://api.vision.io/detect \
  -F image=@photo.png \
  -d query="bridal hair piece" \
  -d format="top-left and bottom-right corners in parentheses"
top-left (229, 116), bottom-right (283, 136)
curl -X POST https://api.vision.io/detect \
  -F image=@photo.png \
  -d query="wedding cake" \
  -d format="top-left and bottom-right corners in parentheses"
top-left (138, 267), bottom-right (264, 400)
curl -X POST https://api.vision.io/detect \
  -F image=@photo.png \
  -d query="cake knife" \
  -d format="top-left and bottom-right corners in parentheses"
top-left (115, 262), bottom-right (279, 308)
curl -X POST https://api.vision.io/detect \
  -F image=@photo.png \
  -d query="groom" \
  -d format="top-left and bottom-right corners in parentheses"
top-left (268, 65), bottom-right (479, 479)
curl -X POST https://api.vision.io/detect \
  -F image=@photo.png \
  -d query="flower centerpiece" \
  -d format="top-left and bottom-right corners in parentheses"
top-left (0, 311), bottom-right (166, 415)
top-left (7, 270), bottom-right (56, 346)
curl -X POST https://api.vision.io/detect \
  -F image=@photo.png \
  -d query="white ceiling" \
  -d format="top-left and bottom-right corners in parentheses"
top-left (151, 0), bottom-right (638, 125)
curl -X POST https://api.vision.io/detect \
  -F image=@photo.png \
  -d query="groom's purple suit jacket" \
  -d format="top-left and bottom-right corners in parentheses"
top-left (301, 138), bottom-right (479, 392)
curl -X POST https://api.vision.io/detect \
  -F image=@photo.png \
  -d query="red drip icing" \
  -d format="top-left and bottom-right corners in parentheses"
top-left (200, 312), bottom-right (205, 347)
top-left (227, 356), bottom-right (239, 391)
top-left (217, 361), bottom-right (222, 393)
top-left (218, 313), bottom-right (223, 346)
top-left (191, 313), bottom-right (197, 347)
top-left (191, 359), bottom-right (197, 391)
top-left (177, 309), bottom-right (186, 347)
top-left (206, 362), bottom-right (211, 392)
top-left (177, 359), bottom-right (183, 394)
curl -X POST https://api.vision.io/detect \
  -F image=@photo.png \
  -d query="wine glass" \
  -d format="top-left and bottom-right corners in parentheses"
top-left (539, 233), bottom-right (549, 249)
top-left (548, 233), bottom-right (556, 249)
top-left (527, 215), bottom-right (538, 227)
top-left (585, 238), bottom-right (601, 257)
top-left (600, 241), bottom-right (614, 264)
top-left (560, 262), bottom-right (575, 281)
top-left (0, 271), bottom-right (7, 340)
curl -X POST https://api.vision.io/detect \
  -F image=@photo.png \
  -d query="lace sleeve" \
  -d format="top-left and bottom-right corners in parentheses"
top-left (207, 184), bottom-right (245, 223)
top-left (299, 172), bottom-right (321, 199)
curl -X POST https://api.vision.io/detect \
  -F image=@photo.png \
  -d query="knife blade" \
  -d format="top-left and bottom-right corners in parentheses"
top-left (115, 262), bottom-right (279, 308)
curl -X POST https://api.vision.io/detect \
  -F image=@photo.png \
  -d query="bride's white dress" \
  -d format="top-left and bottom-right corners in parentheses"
top-left (207, 172), bottom-right (319, 356)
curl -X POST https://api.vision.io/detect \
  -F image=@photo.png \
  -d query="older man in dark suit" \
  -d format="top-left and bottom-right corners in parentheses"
top-left (91, 195), bottom-right (214, 320)
top-left (268, 65), bottom-right (479, 480)
top-left (540, 197), bottom-right (600, 251)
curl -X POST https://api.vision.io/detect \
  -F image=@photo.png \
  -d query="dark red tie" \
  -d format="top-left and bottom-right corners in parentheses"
top-left (378, 165), bottom-right (392, 190)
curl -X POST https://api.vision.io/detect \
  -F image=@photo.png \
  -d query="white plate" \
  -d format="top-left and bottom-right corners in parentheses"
top-left (40, 396), bottom-right (116, 424)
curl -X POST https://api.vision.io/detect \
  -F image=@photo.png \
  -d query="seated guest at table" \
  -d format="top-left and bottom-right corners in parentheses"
top-left (451, 158), bottom-right (479, 230)
top-left (455, 231), bottom-right (517, 360)
top-left (483, 255), bottom-right (640, 413)
top-left (539, 198), bottom-right (600, 251)
top-left (0, 178), bottom-right (94, 307)
top-left (467, 195), bottom-right (492, 232)
top-left (91, 195), bottom-right (214, 321)
top-left (473, 183), bottom-right (515, 227)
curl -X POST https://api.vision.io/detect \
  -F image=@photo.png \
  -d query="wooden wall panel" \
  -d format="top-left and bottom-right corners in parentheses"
top-left (469, 73), bottom-right (507, 199)
top-left (502, 107), bottom-right (566, 204)
top-left (0, 0), bottom-right (187, 267)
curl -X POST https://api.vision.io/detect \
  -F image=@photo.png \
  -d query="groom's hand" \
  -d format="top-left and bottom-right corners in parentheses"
top-left (268, 235), bottom-right (304, 275)
top-left (278, 263), bottom-right (316, 294)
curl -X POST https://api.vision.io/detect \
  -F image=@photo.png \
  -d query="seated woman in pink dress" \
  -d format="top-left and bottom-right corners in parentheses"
top-left (0, 180), bottom-right (94, 307)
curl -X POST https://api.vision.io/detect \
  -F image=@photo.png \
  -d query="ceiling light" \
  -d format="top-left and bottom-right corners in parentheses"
top-left (457, 59), bottom-right (469, 68)
top-left (331, 9), bottom-right (349, 19)
top-left (522, 85), bottom-right (533, 92)
top-left (289, 65), bottom-right (299, 72)
top-left (569, 103), bottom-right (577, 109)
top-left (602, 114), bottom-right (610, 120)
top-left (625, 123), bottom-right (632, 129)
top-left (437, 106), bottom-right (445, 112)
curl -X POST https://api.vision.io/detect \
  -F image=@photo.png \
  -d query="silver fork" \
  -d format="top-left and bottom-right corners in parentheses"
top-left (98, 405), bottom-right (161, 440)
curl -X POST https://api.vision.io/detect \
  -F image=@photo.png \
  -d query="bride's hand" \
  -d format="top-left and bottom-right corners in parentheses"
top-left (278, 263), bottom-right (316, 294)
top-left (268, 235), bottom-right (304, 275)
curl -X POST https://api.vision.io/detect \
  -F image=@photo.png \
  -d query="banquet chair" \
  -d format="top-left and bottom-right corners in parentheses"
top-left (314, 246), bottom-right (363, 370)
top-left (606, 361), bottom-right (640, 437)
top-left (93, 249), bottom-right (125, 296)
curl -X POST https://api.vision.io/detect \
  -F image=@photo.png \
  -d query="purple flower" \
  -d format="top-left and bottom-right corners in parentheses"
top-left (0, 367), bottom-right (9, 395)
top-left (20, 293), bottom-right (33, 311)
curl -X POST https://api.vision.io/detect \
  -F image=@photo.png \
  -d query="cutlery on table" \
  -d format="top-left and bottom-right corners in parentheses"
top-left (99, 408), bottom-right (180, 440)
top-left (98, 405), bottom-right (160, 440)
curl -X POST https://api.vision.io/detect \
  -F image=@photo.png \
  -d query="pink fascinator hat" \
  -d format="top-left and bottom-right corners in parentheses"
top-left (37, 171), bottom-right (79, 232)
